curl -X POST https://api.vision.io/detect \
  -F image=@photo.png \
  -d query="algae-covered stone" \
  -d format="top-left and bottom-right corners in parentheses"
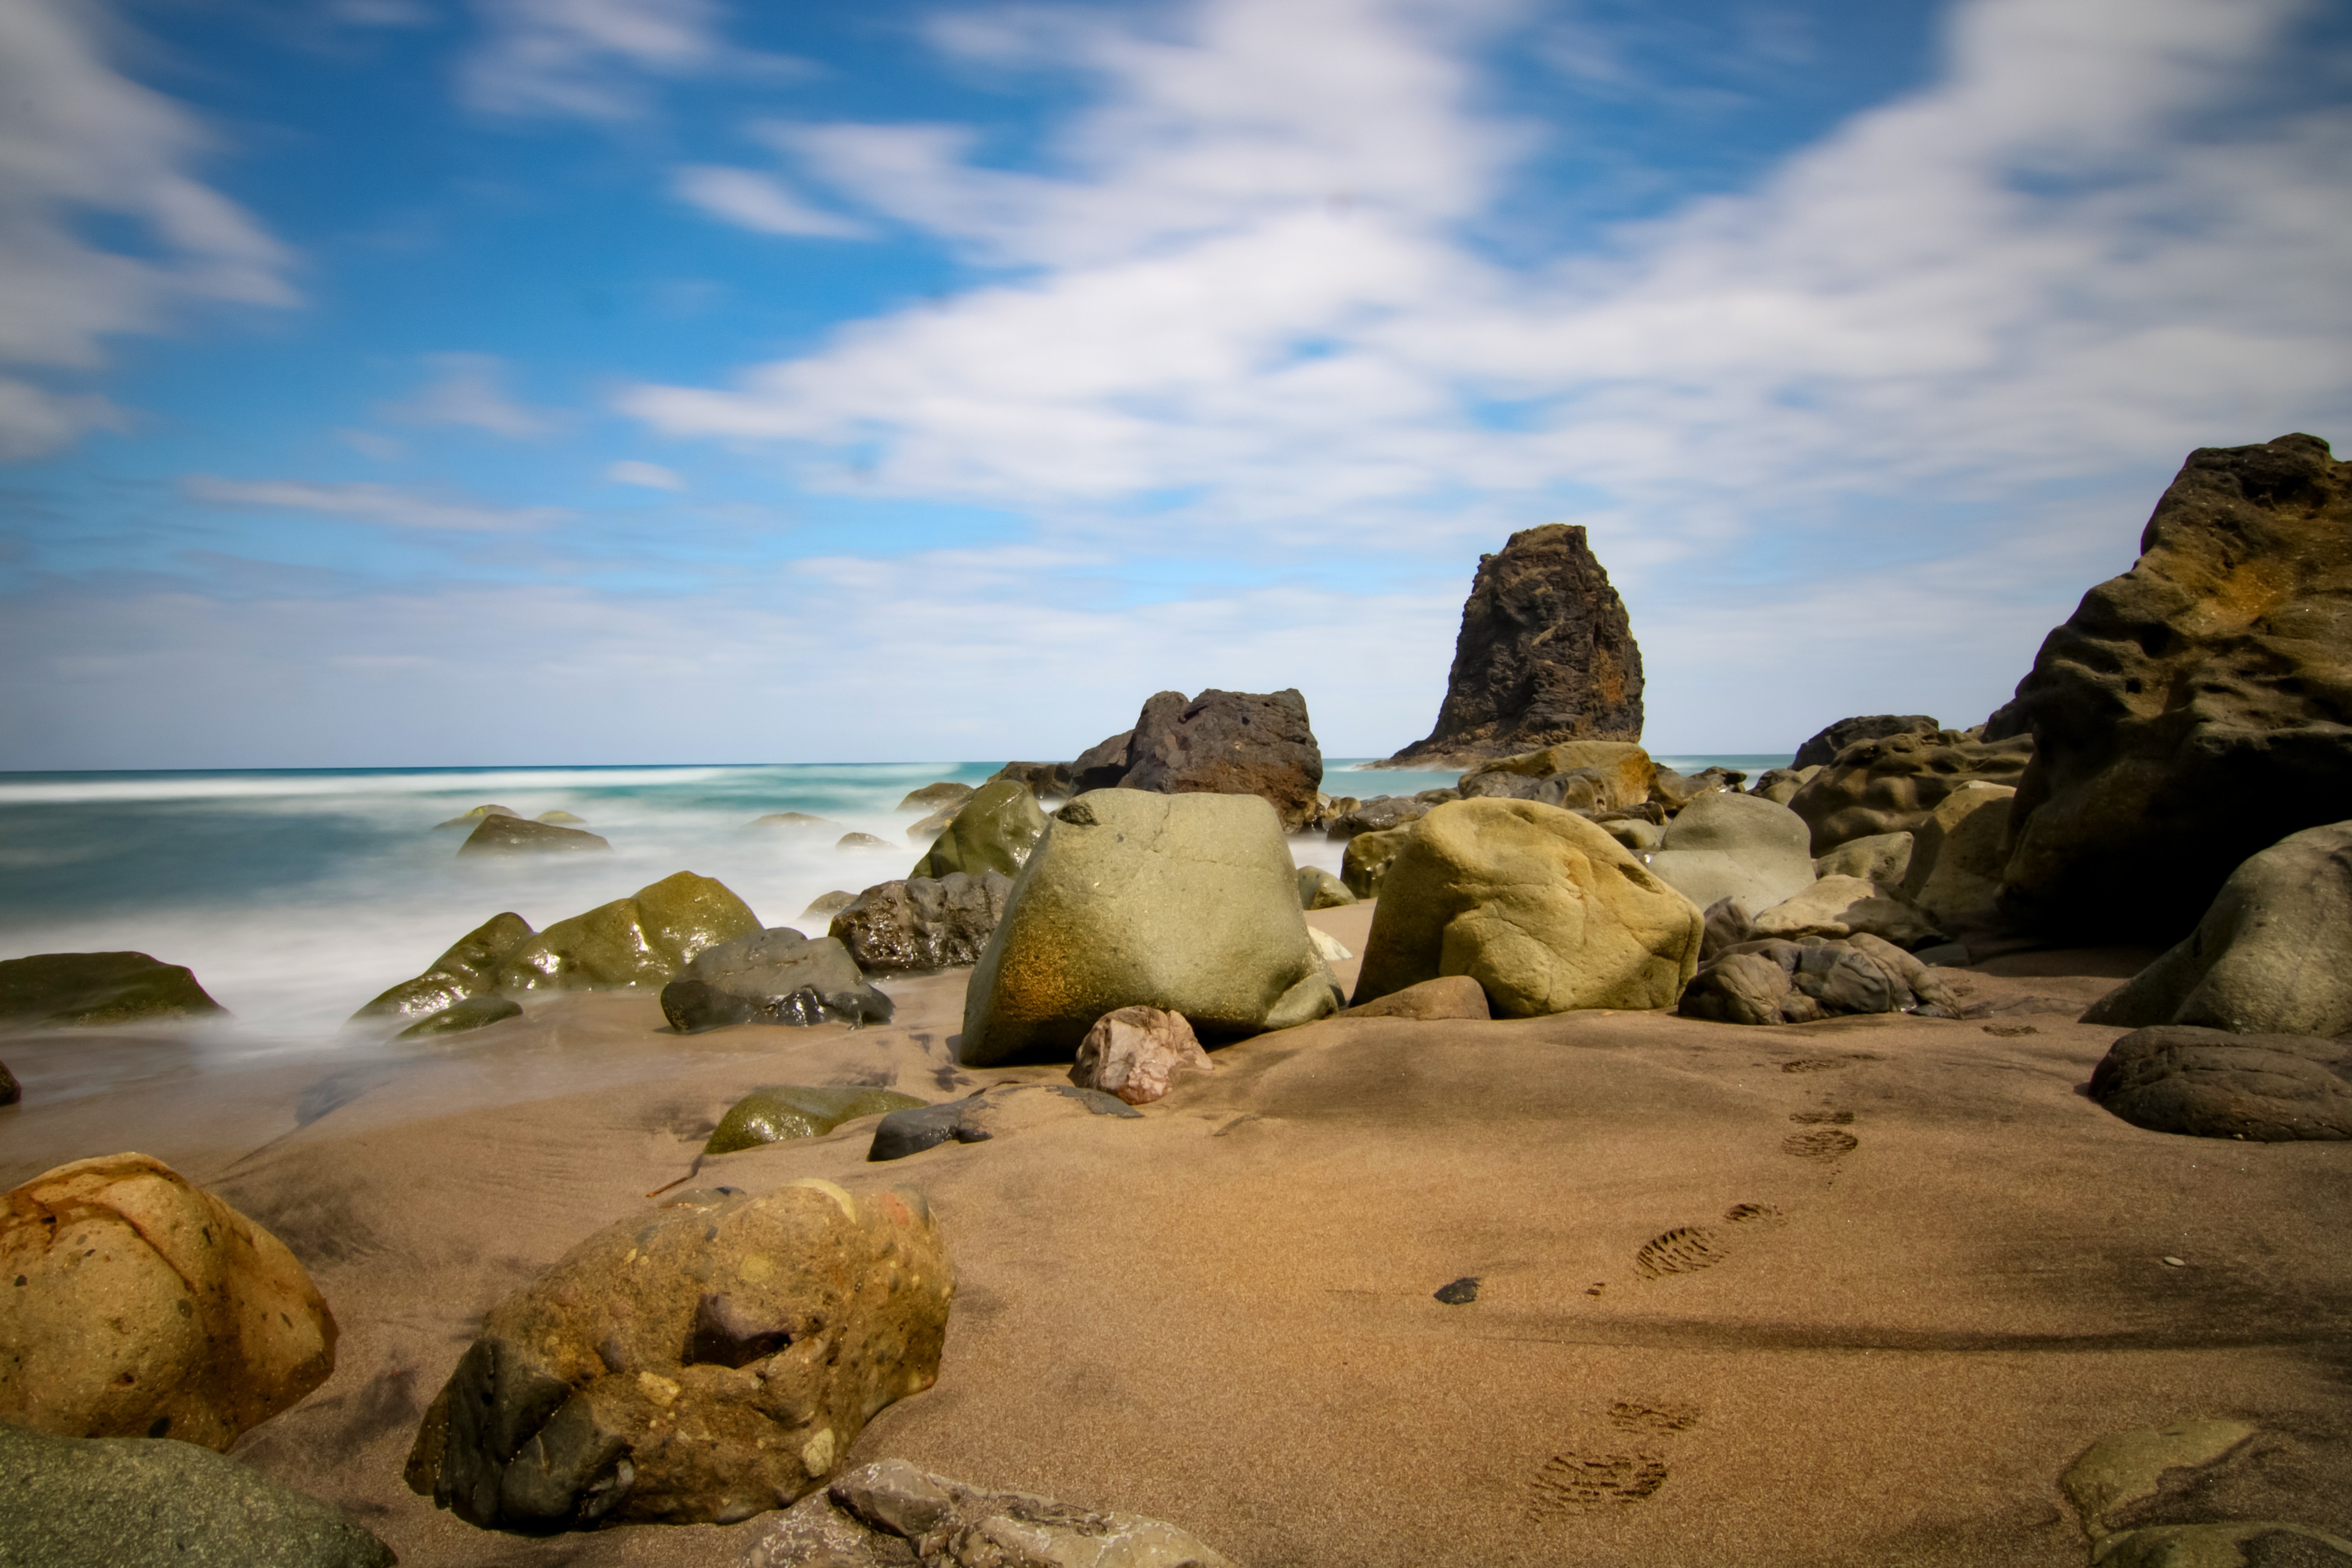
top-left (457, 815), bottom-right (611, 855)
top-left (396, 993), bottom-right (521, 1040)
top-left (958, 791), bottom-right (1342, 1066)
top-left (1298, 866), bottom-right (1357, 909)
top-left (897, 782), bottom-right (975, 813)
top-left (432, 803), bottom-right (518, 831)
top-left (352, 910), bottom-right (534, 1024)
top-left (1351, 798), bottom-right (1703, 1016)
top-left (0, 953), bottom-right (228, 1029)
top-left (495, 872), bottom-right (760, 993)
top-left (705, 1086), bottom-right (927, 1155)
top-left (535, 810), bottom-right (586, 824)
top-left (1341, 824), bottom-right (1415, 899)
top-left (909, 779), bottom-right (1046, 881)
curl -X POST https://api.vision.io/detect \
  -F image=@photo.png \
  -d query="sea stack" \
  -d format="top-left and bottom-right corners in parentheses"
top-left (1389, 523), bottom-right (1644, 765)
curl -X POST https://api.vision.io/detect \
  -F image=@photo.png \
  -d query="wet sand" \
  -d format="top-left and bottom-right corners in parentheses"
top-left (5, 907), bottom-right (2350, 1567)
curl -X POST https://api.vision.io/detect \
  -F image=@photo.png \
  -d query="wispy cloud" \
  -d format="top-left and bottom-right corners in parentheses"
top-left (0, 0), bottom-right (298, 459)
top-left (459, 0), bottom-right (798, 119)
top-left (671, 165), bottom-right (868, 238)
top-left (605, 458), bottom-right (684, 489)
top-left (384, 352), bottom-right (556, 437)
top-left (182, 475), bottom-right (566, 531)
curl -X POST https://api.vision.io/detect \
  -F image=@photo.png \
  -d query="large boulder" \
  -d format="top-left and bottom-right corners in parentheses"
top-left (1067, 727), bottom-right (1136, 793)
top-left (1, 1154), bottom-right (336, 1449)
top-left (1749, 876), bottom-right (1945, 949)
top-left (457, 815), bottom-right (611, 855)
top-left (0, 1422), bottom-right (395, 1568)
top-left (908, 779), bottom-right (1047, 881)
top-left (659, 929), bottom-right (893, 1033)
top-left (404, 1180), bottom-right (952, 1531)
top-left (351, 910), bottom-right (534, 1025)
top-left (1678, 933), bottom-right (1959, 1026)
top-left (1998, 433), bottom-right (2352, 943)
top-left (0, 952), bottom-right (227, 1029)
top-left (828, 872), bottom-right (1015, 973)
top-left (2089, 1027), bottom-right (2352, 1141)
top-left (1787, 727), bottom-right (2033, 854)
top-left (1792, 714), bottom-right (1941, 770)
top-left (1118, 687), bottom-right (1325, 834)
top-left (2082, 821), bottom-right (2352, 1036)
top-left (1350, 798), bottom-right (1703, 1016)
top-left (1388, 523), bottom-right (1645, 764)
top-left (1643, 790), bottom-right (1818, 913)
top-left (1456, 740), bottom-right (1657, 810)
top-left (958, 791), bottom-right (1342, 1066)
top-left (494, 872), bottom-right (760, 993)
top-left (1900, 782), bottom-right (2015, 927)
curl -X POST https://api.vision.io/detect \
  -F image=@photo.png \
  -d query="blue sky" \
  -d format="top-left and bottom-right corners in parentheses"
top-left (2, 0), bottom-right (2347, 768)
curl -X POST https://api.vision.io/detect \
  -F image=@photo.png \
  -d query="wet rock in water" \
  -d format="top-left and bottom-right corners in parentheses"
top-left (1070, 1006), bottom-right (1212, 1106)
top-left (1812, 831), bottom-right (1914, 885)
top-left (829, 872), bottom-right (1015, 973)
top-left (1678, 933), bottom-right (1959, 1026)
top-left (0, 1060), bottom-right (15, 1105)
top-left (1457, 741), bottom-right (1657, 812)
top-left (404, 1181), bottom-right (951, 1531)
top-left (838, 832), bottom-right (894, 851)
top-left (908, 779), bottom-right (1046, 881)
top-left (1322, 794), bottom-right (1430, 841)
top-left (0, 952), bottom-right (229, 1029)
top-left (1390, 524), bottom-right (1644, 765)
top-left (800, 890), bottom-right (858, 922)
top-left (1297, 865), bottom-right (1357, 909)
top-left (535, 810), bottom-right (586, 824)
top-left (868, 1098), bottom-right (994, 1162)
top-left (0, 1421), bottom-right (396, 1568)
top-left (896, 782), bottom-right (975, 814)
top-left (744, 1459), bottom-right (1236, 1568)
top-left (1751, 876), bottom-right (1946, 949)
top-left (754, 812), bottom-right (844, 834)
top-left (1998, 434), bottom-right (2352, 943)
top-left (2083, 822), bottom-right (2352, 1037)
top-left (1352, 799), bottom-right (1702, 1017)
top-left (1119, 687), bottom-right (1325, 834)
top-left (1900, 782), bottom-right (2015, 927)
top-left (2088, 1027), bottom-right (2352, 1140)
top-left (352, 910), bottom-right (535, 1025)
top-left (705, 1086), bottom-right (927, 1155)
top-left (661, 929), bottom-right (893, 1033)
top-left (1644, 791), bottom-right (1818, 914)
top-left (1067, 727), bottom-right (1137, 793)
top-left (1341, 823), bottom-right (1415, 899)
top-left (1792, 714), bottom-right (1941, 770)
top-left (958, 791), bottom-right (1342, 1066)
top-left (458, 814), bottom-right (612, 856)
top-left (1787, 727), bottom-right (2033, 855)
top-left (0, 1153), bottom-right (336, 1449)
top-left (432, 803), bottom-right (519, 831)
top-left (905, 804), bottom-right (959, 843)
top-left (1339, 975), bottom-right (1491, 1021)
top-left (395, 993), bottom-right (521, 1040)
top-left (496, 872), bottom-right (761, 993)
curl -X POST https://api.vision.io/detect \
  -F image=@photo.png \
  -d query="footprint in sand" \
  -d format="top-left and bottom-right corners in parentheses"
top-left (1783, 1127), bottom-right (1860, 1158)
top-left (1527, 1402), bottom-right (1701, 1518)
top-left (1635, 1225), bottom-right (1724, 1277)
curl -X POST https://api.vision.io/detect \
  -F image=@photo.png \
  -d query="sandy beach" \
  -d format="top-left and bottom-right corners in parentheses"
top-left (7, 899), bottom-right (2347, 1568)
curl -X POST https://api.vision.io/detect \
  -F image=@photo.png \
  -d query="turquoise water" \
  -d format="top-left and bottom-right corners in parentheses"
top-left (0, 754), bottom-right (1780, 1049)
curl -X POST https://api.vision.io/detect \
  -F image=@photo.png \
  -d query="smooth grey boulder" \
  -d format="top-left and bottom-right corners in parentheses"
top-left (869, 1097), bottom-right (993, 1162)
top-left (958, 790), bottom-right (1342, 1066)
top-left (2084, 822), bottom-right (2352, 1037)
top-left (660, 928), bottom-right (892, 1032)
top-left (829, 873), bottom-right (1015, 973)
top-left (0, 1421), bottom-right (395, 1568)
top-left (2089, 1027), bottom-right (2352, 1140)
top-left (1644, 790), bottom-right (1817, 913)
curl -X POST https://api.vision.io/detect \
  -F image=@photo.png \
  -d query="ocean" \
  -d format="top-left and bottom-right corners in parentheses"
top-left (0, 755), bottom-right (1783, 1058)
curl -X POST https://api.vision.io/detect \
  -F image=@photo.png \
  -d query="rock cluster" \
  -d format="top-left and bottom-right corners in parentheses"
top-left (1785, 728), bottom-right (2033, 855)
top-left (1792, 714), bottom-right (1940, 769)
top-left (1678, 932), bottom-right (1959, 1026)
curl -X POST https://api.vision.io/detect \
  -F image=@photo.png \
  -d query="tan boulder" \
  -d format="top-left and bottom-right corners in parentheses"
top-left (1340, 824), bottom-right (1414, 899)
top-left (1812, 831), bottom-right (1913, 885)
top-left (495, 872), bottom-right (760, 993)
top-left (0, 1153), bottom-right (335, 1450)
top-left (1339, 975), bottom-right (1492, 1021)
top-left (1070, 1007), bottom-right (1212, 1106)
top-left (1902, 782), bottom-right (2015, 925)
top-left (1351, 799), bottom-right (1703, 1017)
top-left (1458, 741), bottom-right (1656, 810)
top-left (405, 1180), bottom-right (952, 1531)
top-left (1750, 875), bottom-right (1946, 948)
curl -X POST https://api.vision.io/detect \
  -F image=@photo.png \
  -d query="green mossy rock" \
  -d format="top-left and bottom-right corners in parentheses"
top-left (910, 779), bottom-right (1047, 881)
top-left (351, 911), bottom-right (534, 1023)
top-left (458, 815), bottom-right (610, 855)
top-left (751, 812), bottom-right (840, 833)
top-left (432, 803), bottom-right (519, 831)
top-left (396, 994), bottom-right (523, 1040)
top-left (534, 810), bottom-right (585, 824)
top-left (1298, 866), bottom-right (1357, 909)
top-left (495, 872), bottom-right (760, 993)
top-left (704, 1085), bottom-right (928, 1154)
top-left (0, 953), bottom-right (228, 1029)
top-left (897, 782), bottom-right (976, 813)
top-left (1340, 824), bottom-right (1415, 899)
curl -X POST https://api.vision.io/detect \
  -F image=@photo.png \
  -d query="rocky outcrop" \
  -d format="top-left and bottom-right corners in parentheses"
top-left (1351, 799), bottom-right (1702, 1016)
top-left (908, 779), bottom-right (1047, 881)
top-left (405, 1181), bottom-right (952, 1531)
top-left (659, 929), bottom-right (894, 1033)
top-left (1069, 1006), bottom-right (1212, 1106)
top-left (0, 952), bottom-right (228, 1028)
top-left (1677, 933), bottom-right (1959, 1026)
top-left (0, 1421), bottom-right (396, 1568)
top-left (1786, 728), bottom-right (2033, 854)
top-left (496, 872), bottom-right (762, 993)
top-left (1792, 714), bottom-right (1940, 770)
top-left (457, 814), bottom-right (611, 855)
top-left (1900, 782), bottom-right (2015, 927)
top-left (1118, 687), bottom-right (1325, 834)
top-left (828, 873), bottom-right (1015, 973)
top-left (958, 791), bottom-right (1342, 1066)
top-left (705, 1086), bottom-right (927, 1156)
top-left (2082, 822), bottom-right (2352, 1037)
top-left (1389, 524), bottom-right (1644, 764)
top-left (2, 1154), bottom-right (336, 1449)
top-left (1998, 433), bottom-right (2352, 943)
top-left (1644, 791), bottom-right (1818, 913)
top-left (2089, 1027), bottom-right (2352, 1140)
top-left (1456, 740), bottom-right (1656, 809)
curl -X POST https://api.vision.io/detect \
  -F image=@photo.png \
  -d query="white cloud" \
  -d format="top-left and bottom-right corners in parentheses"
top-left (605, 458), bottom-right (684, 489)
top-left (336, 428), bottom-right (405, 460)
top-left (384, 352), bottom-right (555, 437)
top-left (460, 0), bottom-right (800, 119)
top-left (181, 475), bottom-right (566, 532)
top-left (671, 165), bottom-right (868, 238)
top-left (0, 0), bottom-right (298, 459)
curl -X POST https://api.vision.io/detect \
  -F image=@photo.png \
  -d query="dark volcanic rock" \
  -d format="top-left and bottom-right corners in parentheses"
top-left (1793, 715), bottom-right (1942, 770)
top-left (0, 952), bottom-right (228, 1029)
top-left (660, 928), bottom-right (892, 1032)
top-left (458, 814), bottom-right (611, 856)
top-left (1119, 687), bottom-right (1325, 834)
top-left (869, 1096), bottom-right (993, 1162)
top-left (1998, 433), bottom-right (2352, 943)
top-left (828, 872), bottom-right (1016, 973)
top-left (987, 761), bottom-right (1073, 800)
top-left (1067, 727), bottom-right (1135, 793)
top-left (0, 1060), bottom-right (16, 1105)
top-left (1389, 523), bottom-right (1644, 765)
top-left (2090, 1026), bottom-right (2352, 1140)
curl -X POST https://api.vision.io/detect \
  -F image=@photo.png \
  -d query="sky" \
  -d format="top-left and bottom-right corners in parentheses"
top-left (1, 0), bottom-right (2347, 769)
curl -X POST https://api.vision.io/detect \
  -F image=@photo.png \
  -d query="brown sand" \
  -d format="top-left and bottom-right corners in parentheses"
top-left (4, 910), bottom-right (2350, 1567)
